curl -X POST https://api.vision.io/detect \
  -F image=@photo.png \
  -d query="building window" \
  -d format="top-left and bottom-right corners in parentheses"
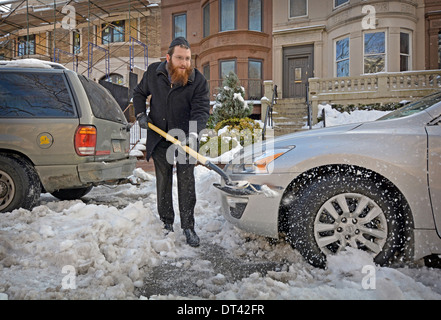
top-left (203, 4), bottom-right (210, 38)
top-left (102, 21), bottom-right (125, 44)
top-left (336, 37), bottom-right (349, 77)
top-left (290, 0), bottom-right (307, 18)
top-left (364, 31), bottom-right (386, 74)
top-left (438, 31), bottom-right (441, 69)
top-left (248, 59), bottom-right (262, 99)
top-left (173, 13), bottom-right (187, 39)
top-left (220, 0), bottom-right (236, 32)
top-left (73, 30), bottom-right (81, 55)
top-left (220, 60), bottom-right (236, 78)
top-left (103, 73), bottom-right (124, 85)
top-left (17, 35), bottom-right (35, 56)
top-left (203, 64), bottom-right (210, 81)
top-left (249, 0), bottom-right (262, 32)
top-left (334, 0), bottom-right (349, 9)
top-left (400, 32), bottom-right (411, 72)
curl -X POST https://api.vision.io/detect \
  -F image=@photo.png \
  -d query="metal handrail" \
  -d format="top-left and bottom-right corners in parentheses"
top-left (262, 84), bottom-right (277, 140)
top-left (306, 81), bottom-right (312, 129)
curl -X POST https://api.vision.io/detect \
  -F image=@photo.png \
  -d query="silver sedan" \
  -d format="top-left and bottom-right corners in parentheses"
top-left (216, 91), bottom-right (441, 268)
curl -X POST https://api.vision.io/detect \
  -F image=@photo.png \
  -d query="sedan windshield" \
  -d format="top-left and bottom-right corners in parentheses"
top-left (378, 90), bottom-right (441, 120)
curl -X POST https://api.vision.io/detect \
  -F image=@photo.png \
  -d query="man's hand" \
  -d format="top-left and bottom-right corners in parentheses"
top-left (136, 112), bottom-right (149, 129)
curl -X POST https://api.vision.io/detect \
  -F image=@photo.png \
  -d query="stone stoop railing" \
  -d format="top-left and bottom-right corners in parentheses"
top-left (261, 81), bottom-right (309, 136)
top-left (308, 70), bottom-right (441, 123)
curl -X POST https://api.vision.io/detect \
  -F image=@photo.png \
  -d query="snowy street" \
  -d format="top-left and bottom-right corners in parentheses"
top-left (1, 107), bottom-right (441, 301)
top-left (0, 165), bottom-right (440, 300)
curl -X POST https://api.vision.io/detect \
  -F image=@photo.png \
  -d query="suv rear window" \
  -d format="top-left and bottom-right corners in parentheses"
top-left (0, 71), bottom-right (76, 118)
top-left (78, 75), bottom-right (126, 124)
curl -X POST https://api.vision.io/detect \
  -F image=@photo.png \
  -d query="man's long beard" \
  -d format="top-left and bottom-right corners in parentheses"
top-left (169, 61), bottom-right (193, 86)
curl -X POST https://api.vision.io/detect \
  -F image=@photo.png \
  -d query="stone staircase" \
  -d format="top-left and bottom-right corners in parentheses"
top-left (271, 98), bottom-right (309, 136)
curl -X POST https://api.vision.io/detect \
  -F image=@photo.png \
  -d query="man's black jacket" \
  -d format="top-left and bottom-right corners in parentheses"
top-left (133, 61), bottom-right (210, 160)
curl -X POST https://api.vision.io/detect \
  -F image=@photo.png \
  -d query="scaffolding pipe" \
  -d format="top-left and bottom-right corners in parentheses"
top-left (0, 0), bottom-right (20, 6)
top-left (1, 0), bottom-right (154, 81)
top-left (88, 41), bottom-right (109, 79)
top-left (129, 36), bottom-right (148, 71)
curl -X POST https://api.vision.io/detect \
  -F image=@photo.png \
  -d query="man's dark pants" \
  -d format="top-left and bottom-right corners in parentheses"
top-left (151, 139), bottom-right (196, 230)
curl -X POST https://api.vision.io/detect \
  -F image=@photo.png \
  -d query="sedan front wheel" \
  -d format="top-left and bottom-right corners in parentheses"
top-left (286, 171), bottom-right (405, 268)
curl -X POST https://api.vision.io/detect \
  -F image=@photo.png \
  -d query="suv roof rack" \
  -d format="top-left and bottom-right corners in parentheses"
top-left (0, 58), bottom-right (67, 70)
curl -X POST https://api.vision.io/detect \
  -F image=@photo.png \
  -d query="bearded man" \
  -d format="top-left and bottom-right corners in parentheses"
top-left (133, 37), bottom-right (210, 247)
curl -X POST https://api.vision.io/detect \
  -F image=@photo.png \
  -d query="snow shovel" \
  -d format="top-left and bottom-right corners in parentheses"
top-left (147, 122), bottom-right (262, 196)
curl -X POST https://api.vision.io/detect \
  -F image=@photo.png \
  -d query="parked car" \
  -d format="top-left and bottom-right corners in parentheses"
top-left (217, 90), bottom-right (441, 268)
top-left (0, 59), bottom-right (136, 213)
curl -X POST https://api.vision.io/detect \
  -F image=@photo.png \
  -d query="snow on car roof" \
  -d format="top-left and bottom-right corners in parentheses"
top-left (0, 58), bottom-right (66, 69)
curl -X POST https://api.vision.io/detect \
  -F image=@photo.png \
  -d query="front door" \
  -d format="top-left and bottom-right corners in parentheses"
top-left (283, 45), bottom-right (314, 99)
top-left (288, 56), bottom-right (309, 98)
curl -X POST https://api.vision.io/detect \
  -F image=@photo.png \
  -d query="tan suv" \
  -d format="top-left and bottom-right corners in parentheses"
top-left (0, 59), bottom-right (136, 213)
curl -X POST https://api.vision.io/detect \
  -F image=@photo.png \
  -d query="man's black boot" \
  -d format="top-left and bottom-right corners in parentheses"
top-left (164, 223), bottom-right (174, 234)
top-left (183, 228), bottom-right (200, 247)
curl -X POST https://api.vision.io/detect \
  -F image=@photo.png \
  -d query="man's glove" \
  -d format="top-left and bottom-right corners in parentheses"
top-left (136, 112), bottom-right (149, 129)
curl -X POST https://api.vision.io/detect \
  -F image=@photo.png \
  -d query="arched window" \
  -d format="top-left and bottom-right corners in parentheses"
top-left (101, 73), bottom-right (124, 86)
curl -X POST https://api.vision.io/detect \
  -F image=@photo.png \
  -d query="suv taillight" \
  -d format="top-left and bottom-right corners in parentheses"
top-left (75, 125), bottom-right (97, 156)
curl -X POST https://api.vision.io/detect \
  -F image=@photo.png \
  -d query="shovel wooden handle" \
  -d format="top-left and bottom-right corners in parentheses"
top-left (148, 122), bottom-right (209, 165)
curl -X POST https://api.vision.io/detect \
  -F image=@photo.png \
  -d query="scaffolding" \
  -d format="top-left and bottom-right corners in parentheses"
top-left (0, 0), bottom-right (159, 82)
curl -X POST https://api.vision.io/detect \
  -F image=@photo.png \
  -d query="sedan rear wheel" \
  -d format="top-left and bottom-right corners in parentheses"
top-left (286, 171), bottom-right (404, 268)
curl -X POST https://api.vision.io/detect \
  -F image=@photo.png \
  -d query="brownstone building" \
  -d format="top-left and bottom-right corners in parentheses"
top-left (161, 0), bottom-right (273, 110)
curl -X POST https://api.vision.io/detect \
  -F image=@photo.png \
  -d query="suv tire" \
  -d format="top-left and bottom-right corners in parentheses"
top-left (0, 154), bottom-right (41, 213)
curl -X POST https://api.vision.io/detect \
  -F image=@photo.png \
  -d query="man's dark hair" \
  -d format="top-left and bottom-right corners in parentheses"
top-left (167, 37), bottom-right (190, 56)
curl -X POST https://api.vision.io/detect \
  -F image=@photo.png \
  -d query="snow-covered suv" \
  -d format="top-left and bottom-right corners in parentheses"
top-left (0, 59), bottom-right (136, 213)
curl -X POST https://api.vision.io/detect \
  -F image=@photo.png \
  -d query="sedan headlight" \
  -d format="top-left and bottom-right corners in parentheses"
top-left (231, 146), bottom-right (294, 174)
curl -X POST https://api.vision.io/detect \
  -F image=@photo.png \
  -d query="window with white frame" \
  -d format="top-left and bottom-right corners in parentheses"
top-left (17, 35), bottom-right (35, 56)
top-left (364, 31), bottom-right (386, 73)
top-left (102, 21), bottom-right (125, 44)
top-left (289, 0), bottom-right (307, 18)
top-left (400, 32), bottom-right (411, 72)
top-left (336, 37), bottom-right (349, 77)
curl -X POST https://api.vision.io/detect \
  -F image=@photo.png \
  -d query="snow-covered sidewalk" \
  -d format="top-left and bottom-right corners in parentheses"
top-left (0, 166), bottom-right (440, 300)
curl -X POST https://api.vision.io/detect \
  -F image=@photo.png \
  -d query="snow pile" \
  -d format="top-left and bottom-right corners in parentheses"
top-left (129, 137), bottom-right (146, 158)
top-left (1, 165), bottom-right (440, 300)
top-left (0, 58), bottom-right (66, 70)
top-left (308, 103), bottom-right (391, 128)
